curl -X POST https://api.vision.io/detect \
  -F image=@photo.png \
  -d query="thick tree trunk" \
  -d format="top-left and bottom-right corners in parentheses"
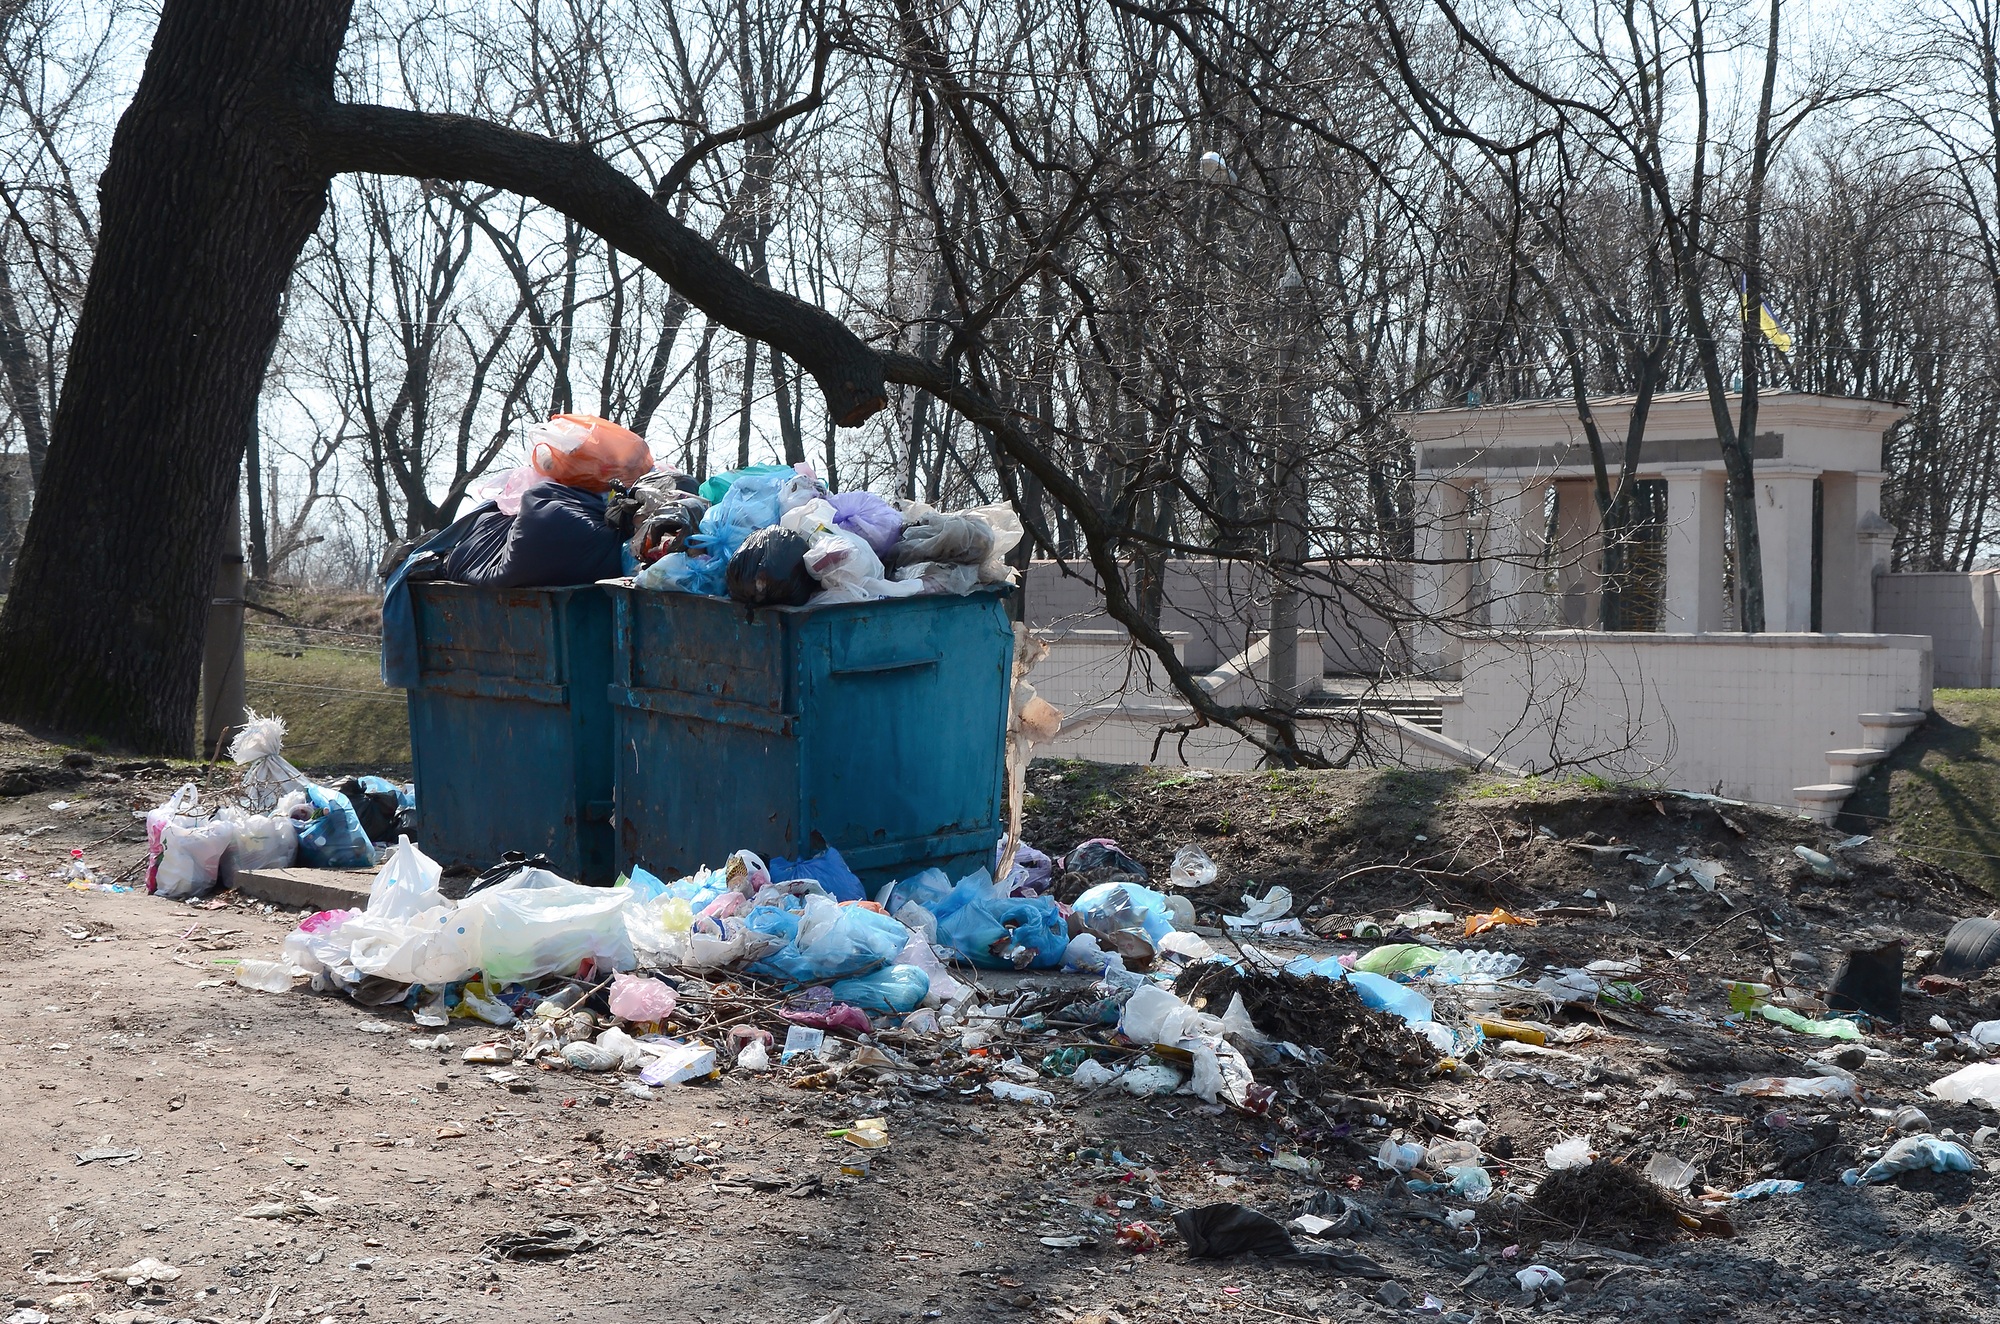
top-left (0, 0), bottom-right (352, 753)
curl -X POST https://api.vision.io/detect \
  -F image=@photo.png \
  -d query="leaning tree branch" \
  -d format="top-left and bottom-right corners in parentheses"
top-left (881, 349), bottom-right (1323, 767)
top-left (310, 99), bottom-right (887, 427)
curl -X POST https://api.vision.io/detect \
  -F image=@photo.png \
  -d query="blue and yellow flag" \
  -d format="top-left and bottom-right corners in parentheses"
top-left (1739, 274), bottom-right (1793, 353)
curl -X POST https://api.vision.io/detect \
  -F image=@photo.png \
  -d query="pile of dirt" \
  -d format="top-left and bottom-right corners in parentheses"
top-left (1524, 1161), bottom-right (1698, 1247)
top-left (1172, 964), bottom-right (1438, 1087)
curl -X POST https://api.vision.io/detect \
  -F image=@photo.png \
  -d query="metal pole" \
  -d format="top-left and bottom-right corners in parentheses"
top-left (201, 477), bottom-right (247, 760)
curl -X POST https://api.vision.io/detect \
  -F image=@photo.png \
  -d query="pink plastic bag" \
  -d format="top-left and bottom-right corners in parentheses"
top-left (608, 972), bottom-right (678, 1023)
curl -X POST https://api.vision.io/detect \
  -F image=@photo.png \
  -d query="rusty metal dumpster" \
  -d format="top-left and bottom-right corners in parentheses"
top-left (405, 583), bottom-right (615, 881)
top-left (606, 583), bottom-right (1013, 887)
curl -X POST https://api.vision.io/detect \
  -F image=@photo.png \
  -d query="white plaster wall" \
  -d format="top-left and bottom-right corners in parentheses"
top-left (1874, 572), bottom-right (1995, 688)
top-left (1446, 632), bottom-right (1933, 804)
top-left (1022, 559), bottom-right (1402, 674)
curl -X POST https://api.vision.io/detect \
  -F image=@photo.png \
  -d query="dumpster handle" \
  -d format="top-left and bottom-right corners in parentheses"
top-left (829, 650), bottom-right (941, 676)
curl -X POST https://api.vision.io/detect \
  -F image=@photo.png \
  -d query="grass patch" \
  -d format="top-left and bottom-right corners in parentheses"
top-left (235, 642), bottom-right (409, 771)
top-left (1840, 688), bottom-right (2000, 894)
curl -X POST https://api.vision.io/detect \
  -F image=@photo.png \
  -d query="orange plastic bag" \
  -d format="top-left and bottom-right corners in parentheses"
top-left (1462, 907), bottom-right (1538, 937)
top-left (527, 413), bottom-right (652, 492)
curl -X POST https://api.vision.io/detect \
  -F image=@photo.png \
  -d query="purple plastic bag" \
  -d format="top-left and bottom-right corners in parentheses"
top-left (828, 491), bottom-right (904, 558)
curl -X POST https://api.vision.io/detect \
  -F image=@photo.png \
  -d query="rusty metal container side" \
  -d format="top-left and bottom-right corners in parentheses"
top-left (608, 583), bottom-right (1013, 888)
top-left (406, 583), bottom-right (615, 881)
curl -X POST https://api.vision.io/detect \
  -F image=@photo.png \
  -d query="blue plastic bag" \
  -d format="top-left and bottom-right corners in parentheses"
top-left (746, 896), bottom-right (911, 985)
top-left (770, 844), bottom-right (865, 903)
top-left (1071, 881), bottom-right (1177, 947)
top-left (828, 963), bottom-right (930, 1013)
top-left (932, 871), bottom-right (1068, 969)
top-left (697, 463), bottom-right (792, 506)
top-left (881, 867), bottom-right (953, 914)
top-left (297, 784), bottom-right (377, 869)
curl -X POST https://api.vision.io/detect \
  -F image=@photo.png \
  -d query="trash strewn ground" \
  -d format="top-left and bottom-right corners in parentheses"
top-left (2, 738), bottom-right (1999, 1324)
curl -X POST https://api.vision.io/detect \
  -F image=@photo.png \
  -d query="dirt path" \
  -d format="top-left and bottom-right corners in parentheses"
top-left (2, 753), bottom-right (1999, 1324)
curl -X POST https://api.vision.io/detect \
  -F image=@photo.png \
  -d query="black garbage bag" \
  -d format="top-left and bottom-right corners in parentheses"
top-left (334, 776), bottom-right (404, 844)
top-left (441, 481), bottom-right (624, 588)
top-left (1829, 938), bottom-right (1904, 1021)
top-left (726, 525), bottom-right (816, 607)
top-left (1171, 1203), bottom-right (1390, 1277)
top-left (1063, 838), bottom-right (1147, 878)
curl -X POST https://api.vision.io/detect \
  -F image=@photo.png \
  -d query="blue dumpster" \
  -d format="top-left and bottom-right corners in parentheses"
top-left (406, 583), bottom-right (615, 881)
top-left (607, 583), bottom-right (1013, 887)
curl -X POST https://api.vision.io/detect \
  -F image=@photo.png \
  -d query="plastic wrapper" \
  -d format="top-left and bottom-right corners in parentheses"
top-left (146, 783), bottom-right (235, 899)
top-left (1118, 984), bottom-right (1216, 1045)
top-left (1859, 1135), bottom-right (1975, 1182)
top-left (897, 508), bottom-right (995, 565)
top-left (527, 413), bottom-right (652, 492)
top-left (997, 841), bottom-right (1053, 895)
top-left (281, 907), bottom-right (359, 977)
top-left (892, 560), bottom-right (981, 596)
top-left (469, 463), bottom-right (542, 515)
top-left (227, 711), bottom-right (310, 811)
top-left (635, 545), bottom-right (729, 596)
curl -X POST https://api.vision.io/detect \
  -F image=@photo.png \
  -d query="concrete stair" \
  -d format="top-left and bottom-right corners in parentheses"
top-left (1794, 709), bottom-right (1927, 824)
top-left (1301, 693), bottom-right (1448, 732)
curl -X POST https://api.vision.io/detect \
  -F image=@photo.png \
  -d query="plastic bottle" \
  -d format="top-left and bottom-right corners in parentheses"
top-left (1346, 970), bottom-right (1434, 1023)
top-left (232, 959), bottom-right (294, 993)
top-left (57, 849), bottom-right (95, 886)
top-left (988, 1081), bottom-right (1056, 1106)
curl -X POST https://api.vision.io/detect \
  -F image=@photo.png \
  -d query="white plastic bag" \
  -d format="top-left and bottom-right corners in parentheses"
top-left (345, 905), bottom-right (479, 986)
top-left (147, 783), bottom-right (236, 899)
top-left (368, 836), bottom-right (443, 919)
top-left (458, 870), bottom-right (635, 984)
top-left (227, 712), bottom-right (310, 811)
top-left (803, 527), bottom-right (926, 605)
top-left (218, 806), bottom-right (298, 871)
top-left (965, 502), bottom-right (1024, 583)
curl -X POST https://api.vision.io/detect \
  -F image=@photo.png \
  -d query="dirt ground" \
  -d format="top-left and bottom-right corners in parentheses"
top-left (4, 739), bottom-right (2000, 1324)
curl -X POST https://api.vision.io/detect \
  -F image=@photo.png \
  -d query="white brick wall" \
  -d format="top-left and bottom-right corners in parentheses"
top-left (1874, 572), bottom-right (1995, 687)
top-left (1447, 631), bottom-right (1933, 804)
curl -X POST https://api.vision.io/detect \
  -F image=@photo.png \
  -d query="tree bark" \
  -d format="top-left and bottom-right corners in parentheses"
top-left (0, 0), bottom-right (353, 753)
top-left (0, 257), bottom-right (50, 488)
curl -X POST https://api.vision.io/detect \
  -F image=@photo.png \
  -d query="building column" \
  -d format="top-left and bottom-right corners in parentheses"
top-left (1756, 465), bottom-right (1822, 632)
top-left (1853, 469), bottom-right (1895, 633)
top-left (1551, 478), bottom-right (1601, 628)
top-left (1817, 471), bottom-right (1859, 632)
top-left (1481, 478), bottom-right (1547, 628)
top-left (1411, 475), bottom-right (1469, 677)
top-left (1660, 466), bottom-right (1725, 632)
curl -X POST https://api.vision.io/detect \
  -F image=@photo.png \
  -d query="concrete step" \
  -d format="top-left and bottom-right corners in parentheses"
top-left (1858, 710), bottom-right (1928, 751)
top-left (1794, 783), bottom-right (1854, 825)
top-left (228, 864), bottom-right (373, 913)
top-left (1301, 694), bottom-right (1446, 732)
top-left (1825, 747), bottom-right (1890, 786)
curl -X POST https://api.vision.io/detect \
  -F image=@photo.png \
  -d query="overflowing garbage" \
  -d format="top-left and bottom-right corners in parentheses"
top-left (21, 752), bottom-right (2000, 1314)
top-left (139, 712), bottom-right (412, 897)
top-left (628, 460), bottom-right (1022, 607)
